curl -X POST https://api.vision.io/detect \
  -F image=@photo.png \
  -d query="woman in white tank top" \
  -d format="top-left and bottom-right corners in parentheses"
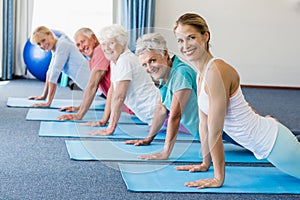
top-left (173, 13), bottom-right (300, 189)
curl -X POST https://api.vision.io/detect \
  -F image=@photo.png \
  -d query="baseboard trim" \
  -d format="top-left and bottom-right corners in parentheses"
top-left (241, 85), bottom-right (300, 90)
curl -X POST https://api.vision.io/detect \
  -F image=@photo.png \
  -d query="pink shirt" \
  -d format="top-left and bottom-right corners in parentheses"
top-left (89, 45), bottom-right (111, 97)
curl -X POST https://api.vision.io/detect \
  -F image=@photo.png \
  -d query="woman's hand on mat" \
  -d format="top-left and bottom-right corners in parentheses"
top-left (28, 95), bottom-right (46, 100)
top-left (81, 120), bottom-right (107, 127)
top-left (57, 114), bottom-right (81, 121)
top-left (124, 138), bottom-right (152, 146)
top-left (86, 127), bottom-right (114, 136)
top-left (184, 178), bottom-right (223, 189)
top-left (138, 151), bottom-right (169, 160)
top-left (32, 102), bottom-right (50, 107)
top-left (59, 106), bottom-right (79, 112)
top-left (175, 163), bottom-right (210, 172)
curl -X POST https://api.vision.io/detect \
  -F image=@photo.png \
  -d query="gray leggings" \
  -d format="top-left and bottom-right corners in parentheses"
top-left (267, 123), bottom-right (300, 179)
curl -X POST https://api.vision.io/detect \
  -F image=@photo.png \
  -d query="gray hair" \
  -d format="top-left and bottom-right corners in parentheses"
top-left (74, 27), bottom-right (94, 39)
top-left (98, 24), bottom-right (128, 47)
top-left (135, 33), bottom-right (168, 56)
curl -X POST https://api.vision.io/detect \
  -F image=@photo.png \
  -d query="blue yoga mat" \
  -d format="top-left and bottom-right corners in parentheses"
top-left (26, 108), bottom-right (146, 124)
top-left (7, 97), bottom-right (105, 110)
top-left (39, 121), bottom-right (196, 141)
top-left (119, 163), bottom-right (300, 194)
top-left (65, 140), bottom-right (268, 163)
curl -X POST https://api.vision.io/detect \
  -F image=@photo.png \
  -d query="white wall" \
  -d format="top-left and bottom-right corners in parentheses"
top-left (154, 0), bottom-right (300, 87)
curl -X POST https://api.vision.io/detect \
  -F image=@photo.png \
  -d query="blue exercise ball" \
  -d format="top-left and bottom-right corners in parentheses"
top-left (23, 30), bottom-right (63, 81)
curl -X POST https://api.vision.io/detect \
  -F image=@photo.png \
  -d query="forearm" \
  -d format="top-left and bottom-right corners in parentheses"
top-left (76, 81), bottom-right (99, 118)
top-left (107, 81), bottom-right (130, 132)
top-left (199, 110), bottom-right (212, 168)
top-left (163, 114), bottom-right (181, 156)
top-left (100, 85), bottom-right (113, 123)
top-left (200, 126), bottom-right (211, 167)
top-left (207, 103), bottom-right (226, 182)
top-left (147, 105), bottom-right (168, 141)
top-left (46, 82), bottom-right (57, 105)
top-left (41, 75), bottom-right (50, 98)
top-left (208, 130), bottom-right (225, 183)
top-left (108, 96), bottom-right (124, 132)
top-left (162, 89), bottom-right (191, 156)
top-left (78, 70), bottom-right (107, 118)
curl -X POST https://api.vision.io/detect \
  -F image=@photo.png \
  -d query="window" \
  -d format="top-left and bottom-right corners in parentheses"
top-left (31, 0), bottom-right (113, 39)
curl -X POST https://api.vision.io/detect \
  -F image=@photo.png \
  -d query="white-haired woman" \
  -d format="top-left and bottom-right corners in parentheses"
top-left (124, 33), bottom-right (199, 159)
top-left (84, 25), bottom-right (161, 135)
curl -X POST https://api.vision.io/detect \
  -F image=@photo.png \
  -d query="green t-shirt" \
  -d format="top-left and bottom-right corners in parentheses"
top-left (159, 56), bottom-right (199, 139)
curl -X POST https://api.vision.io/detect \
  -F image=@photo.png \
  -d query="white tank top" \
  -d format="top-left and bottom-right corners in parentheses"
top-left (198, 58), bottom-right (278, 159)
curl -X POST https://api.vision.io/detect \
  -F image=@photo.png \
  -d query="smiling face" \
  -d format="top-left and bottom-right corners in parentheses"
top-left (100, 38), bottom-right (125, 63)
top-left (174, 23), bottom-right (209, 63)
top-left (36, 33), bottom-right (56, 51)
top-left (139, 50), bottom-right (170, 81)
top-left (74, 33), bottom-right (98, 58)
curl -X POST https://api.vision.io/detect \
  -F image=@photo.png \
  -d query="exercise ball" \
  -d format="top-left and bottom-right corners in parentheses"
top-left (23, 30), bottom-right (63, 81)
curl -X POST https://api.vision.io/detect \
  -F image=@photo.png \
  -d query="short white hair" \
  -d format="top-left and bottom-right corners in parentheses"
top-left (99, 24), bottom-right (128, 47)
top-left (135, 33), bottom-right (168, 56)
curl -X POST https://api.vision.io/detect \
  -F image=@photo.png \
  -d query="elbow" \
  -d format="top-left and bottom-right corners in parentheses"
top-left (87, 81), bottom-right (99, 92)
top-left (113, 95), bottom-right (126, 105)
top-left (168, 111), bottom-right (182, 124)
top-left (208, 127), bottom-right (223, 136)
